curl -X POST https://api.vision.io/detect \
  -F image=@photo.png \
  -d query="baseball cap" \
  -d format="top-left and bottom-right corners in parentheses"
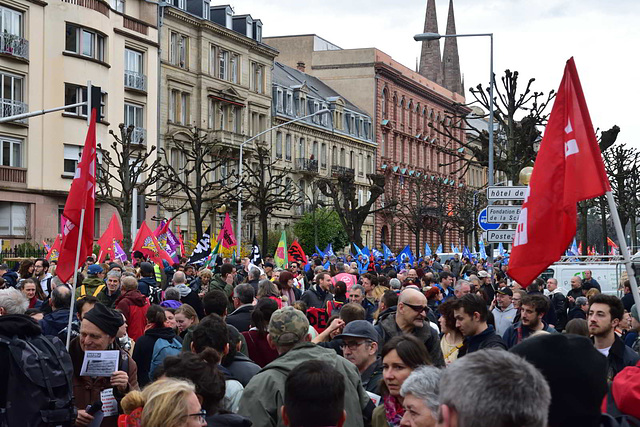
top-left (268, 306), bottom-right (310, 345)
top-left (497, 287), bottom-right (513, 296)
top-left (88, 264), bottom-right (104, 275)
top-left (477, 270), bottom-right (489, 278)
top-left (335, 320), bottom-right (379, 343)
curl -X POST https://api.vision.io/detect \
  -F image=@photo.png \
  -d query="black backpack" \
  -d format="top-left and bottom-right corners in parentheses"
top-left (0, 333), bottom-right (76, 426)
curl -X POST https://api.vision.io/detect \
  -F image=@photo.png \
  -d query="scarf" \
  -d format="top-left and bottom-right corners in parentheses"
top-left (383, 394), bottom-right (404, 427)
top-left (175, 283), bottom-right (191, 298)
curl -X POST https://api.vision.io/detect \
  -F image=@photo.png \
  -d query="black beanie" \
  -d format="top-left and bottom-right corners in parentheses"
top-left (510, 333), bottom-right (608, 427)
top-left (84, 302), bottom-right (124, 337)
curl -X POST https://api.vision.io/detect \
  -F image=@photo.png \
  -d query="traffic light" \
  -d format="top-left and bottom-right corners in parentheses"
top-left (89, 85), bottom-right (102, 122)
top-left (136, 194), bottom-right (147, 229)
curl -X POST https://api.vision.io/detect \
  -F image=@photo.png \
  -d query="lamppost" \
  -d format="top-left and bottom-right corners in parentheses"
top-left (414, 32), bottom-right (494, 187)
top-left (236, 108), bottom-right (331, 250)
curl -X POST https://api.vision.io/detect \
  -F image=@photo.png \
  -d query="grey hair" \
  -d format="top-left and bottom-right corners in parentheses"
top-left (454, 280), bottom-right (471, 291)
top-left (576, 296), bottom-right (588, 307)
top-left (164, 287), bottom-right (181, 301)
top-left (51, 276), bottom-right (65, 289)
top-left (106, 270), bottom-right (121, 279)
top-left (336, 262), bottom-right (346, 273)
top-left (0, 288), bottom-right (29, 315)
top-left (249, 267), bottom-right (261, 281)
top-left (234, 283), bottom-right (255, 304)
top-left (351, 284), bottom-right (365, 294)
top-left (401, 366), bottom-right (442, 414)
top-left (172, 271), bottom-right (187, 284)
top-left (572, 275), bottom-right (582, 283)
top-left (389, 278), bottom-right (402, 290)
top-left (438, 349), bottom-right (550, 427)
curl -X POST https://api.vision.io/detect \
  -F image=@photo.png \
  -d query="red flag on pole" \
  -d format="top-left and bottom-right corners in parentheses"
top-left (176, 225), bottom-right (185, 257)
top-left (46, 235), bottom-right (62, 262)
top-left (97, 213), bottom-right (124, 262)
top-left (508, 58), bottom-right (611, 287)
top-left (607, 237), bottom-right (618, 249)
top-left (287, 239), bottom-right (308, 266)
top-left (56, 110), bottom-right (98, 284)
top-left (132, 222), bottom-right (174, 266)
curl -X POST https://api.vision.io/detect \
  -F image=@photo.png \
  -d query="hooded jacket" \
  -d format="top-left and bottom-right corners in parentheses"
top-left (1, 270), bottom-right (18, 288)
top-left (237, 342), bottom-right (371, 427)
top-left (375, 311), bottom-right (445, 367)
top-left (492, 304), bottom-right (518, 336)
top-left (137, 276), bottom-right (156, 297)
top-left (175, 284), bottom-right (205, 319)
top-left (224, 351), bottom-right (261, 387)
top-left (115, 290), bottom-right (150, 341)
top-left (39, 308), bottom-right (72, 338)
top-left (211, 274), bottom-right (235, 311)
top-left (502, 321), bottom-right (557, 349)
top-left (132, 327), bottom-right (181, 388)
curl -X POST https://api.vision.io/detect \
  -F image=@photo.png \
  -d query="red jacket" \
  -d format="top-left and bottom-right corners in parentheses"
top-left (115, 290), bottom-right (149, 341)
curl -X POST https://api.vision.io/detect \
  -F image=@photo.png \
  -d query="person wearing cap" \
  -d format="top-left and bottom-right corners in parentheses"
top-left (137, 262), bottom-right (156, 298)
top-left (336, 320), bottom-right (383, 394)
top-left (238, 306), bottom-right (374, 427)
top-left (69, 302), bottom-right (139, 427)
top-left (491, 287), bottom-right (517, 337)
top-left (75, 264), bottom-right (106, 300)
top-left (476, 270), bottom-right (495, 302)
top-left (502, 294), bottom-right (557, 349)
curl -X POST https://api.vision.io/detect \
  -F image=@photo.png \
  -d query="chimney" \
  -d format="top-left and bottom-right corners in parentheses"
top-left (297, 61), bottom-right (306, 72)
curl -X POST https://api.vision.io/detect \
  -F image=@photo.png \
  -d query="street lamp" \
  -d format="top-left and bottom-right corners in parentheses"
top-left (236, 108), bottom-right (332, 249)
top-left (414, 32), bottom-right (495, 187)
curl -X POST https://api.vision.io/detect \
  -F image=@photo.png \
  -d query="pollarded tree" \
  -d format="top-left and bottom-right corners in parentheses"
top-left (97, 124), bottom-right (161, 250)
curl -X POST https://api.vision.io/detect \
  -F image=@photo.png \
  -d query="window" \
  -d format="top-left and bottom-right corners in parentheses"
top-left (207, 98), bottom-right (214, 129)
top-left (285, 134), bottom-right (292, 161)
top-left (180, 92), bottom-right (189, 124)
top-left (64, 83), bottom-right (106, 119)
top-left (124, 103), bottom-right (144, 143)
top-left (320, 143), bottom-right (326, 168)
top-left (251, 62), bottom-right (264, 93)
top-left (367, 154), bottom-right (372, 174)
top-left (312, 141), bottom-right (318, 159)
top-left (381, 133), bottom-right (386, 158)
top-left (0, 6), bottom-right (23, 37)
top-left (65, 24), bottom-right (105, 61)
top-left (350, 151), bottom-right (355, 169)
top-left (276, 88), bottom-right (283, 112)
top-left (177, 0), bottom-right (185, 10)
top-left (218, 49), bottom-right (228, 80)
top-left (202, 0), bottom-right (210, 19)
top-left (124, 48), bottom-right (143, 73)
top-left (169, 89), bottom-right (178, 122)
top-left (0, 202), bottom-right (27, 236)
top-left (358, 153), bottom-right (363, 176)
top-left (381, 89), bottom-right (388, 119)
top-left (232, 106), bottom-right (242, 133)
top-left (110, 0), bottom-right (124, 12)
top-left (230, 54), bottom-right (239, 83)
top-left (0, 137), bottom-right (22, 167)
top-left (0, 72), bottom-right (24, 113)
top-left (340, 148), bottom-right (345, 166)
top-left (218, 104), bottom-right (226, 130)
top-left (286, 92), bottom-right (293, 115)
top-left (169, 32), bottom-right (187, 68)
top-left (331, 145), bottom-right (337, 167)
top-left (275, 132), bottom-right (282, 159)
top-left (297, 138), bottom-right (305, 159)
top-left (63, 144), bottom-right (81, 175)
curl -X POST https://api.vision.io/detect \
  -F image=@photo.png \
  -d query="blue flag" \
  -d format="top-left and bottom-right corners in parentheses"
top-left (372, 248), bottom-right (383, 258)
top-left (396, 245), bottom-right (414, 267)
top-left (353, 243), bottom-right (363, 256)
top-left (570, 238), bottom-right (578, 256)
top-left (436, 244), bottom-right (443, 255)
top-left (325, 243), bottom-right (335, 257)
top-left (323, 260), bottom-right (331, 270)
top-left (382, 243), bottom-right (393, 260)
top-left (498, 242), bottom-right (505, 256)
top-left (424, 242), bottom-right (432, 257)
top-left (362, 246), bottom-right (371, 257)
top-left (315, 245), bottom-right (325, 258)
top-left (479, 240), bottom-right (488, 260)
top-left (462, 245), bottom-right (472, 260)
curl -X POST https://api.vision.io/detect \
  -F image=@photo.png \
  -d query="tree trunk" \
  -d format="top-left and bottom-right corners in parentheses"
top-left (260, 212), bottom-right (269, 256)
top-left (599, 197), bottom-right (608, 254)
top-left (415, 228), bottom-right (421, 258)
top-left (578, 202), bottom-right (588, 254)
top-left (630, 215), bottom-right (637, 253)
top-left (352, 222), bottom-right (363, 248)
top-left (121, 209), bottom-right (133, 252)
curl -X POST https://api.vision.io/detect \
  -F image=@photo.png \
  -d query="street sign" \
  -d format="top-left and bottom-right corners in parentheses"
top-left (478, 208), bottom-right (501, 231)
top-left (487, 206), bottom-right (522, 223)
top-left (487, 186), bottom-right (527, 200)
top-left (485, 229), bottom-right (515, 243)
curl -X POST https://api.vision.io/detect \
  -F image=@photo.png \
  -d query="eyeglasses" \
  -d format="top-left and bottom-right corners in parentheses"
top-left (403, 303), bottom-right (428, 313)
top-left (188, 410), bottom-right (207, 424)
top-left (340, 340), bottom-right (369, 350)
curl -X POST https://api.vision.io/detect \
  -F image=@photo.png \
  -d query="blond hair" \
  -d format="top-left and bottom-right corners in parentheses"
top-left (175, 304), bottom-right (199, 326)
top-left (121, 378), bottom-right (196, 427)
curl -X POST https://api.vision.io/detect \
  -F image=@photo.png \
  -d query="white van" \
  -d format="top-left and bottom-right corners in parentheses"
top-left (540, 262), bottom-right (623, 296)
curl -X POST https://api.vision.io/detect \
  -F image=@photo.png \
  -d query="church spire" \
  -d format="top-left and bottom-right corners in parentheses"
top-left (442, 0), bottom-right (463, 96)
top-left (419, 0), bottom-right (443, 85)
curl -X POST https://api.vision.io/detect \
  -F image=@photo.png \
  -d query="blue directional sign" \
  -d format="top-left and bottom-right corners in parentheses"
top-left (478, 208), bottom-right (501, 231)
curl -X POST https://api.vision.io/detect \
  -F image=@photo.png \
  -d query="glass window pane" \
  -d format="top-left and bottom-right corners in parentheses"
top-left (11, 203), bottom-right (26, 236)
top-left (2, 141), bottom-right (8, 166)
top-left (12, 140), bottom-right (20, 167)
top-left (82, 30), bottom-right (94, 57)
top-left (0, 203), bottom-right (10, 234)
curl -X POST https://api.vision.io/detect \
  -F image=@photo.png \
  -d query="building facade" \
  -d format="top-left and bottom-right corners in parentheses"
top-left (268, 61), bottom-right (376, 247)
top-left (0, 0), bottom-right (158, 247)
top-left (157, 4), bottom-right (277, 245)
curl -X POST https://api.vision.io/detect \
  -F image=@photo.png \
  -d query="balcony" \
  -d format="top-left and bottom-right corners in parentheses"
top-left (295, 158), bottom-right (318, 175)
top-left (210, 129), bottom-right (246, 148)
top-left (0, 166), bottom-right (26, 185)
top-left (124, 70), bottom-right (147, 92)
top-left (0, 99), bottom-right (28, 123)
top-left (294, 203), bottom-right (315, 216)
top-left (0, 33), bottom-right (29, 61)
top-left (130, 127), bottom-right (146, 145)
top-left (331, 165), bottom-right (355, 177)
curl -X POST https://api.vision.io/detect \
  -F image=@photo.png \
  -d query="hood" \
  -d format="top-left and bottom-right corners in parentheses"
top-left (116, 290), bottom-right (148, 307)
top-left (206, 413), bottom-right (252, 427)
top-left (82, 276), bottom-right (105, 287)
top-left (261, 342), bottom-right (341, 373)
top-left (175, 283), bottom-right (191, 298)
top-left (160, 299), bottom-right (182, 309)
top-left (138, 276), bottom-right (156, 285)
top-left (0, 314), bottom-right (42, 337)
top-left (144, 327), bottom-right (177, 340)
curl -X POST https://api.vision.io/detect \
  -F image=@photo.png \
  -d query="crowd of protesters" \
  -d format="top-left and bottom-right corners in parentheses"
top-left (1, 249), bottom-right (640, 427)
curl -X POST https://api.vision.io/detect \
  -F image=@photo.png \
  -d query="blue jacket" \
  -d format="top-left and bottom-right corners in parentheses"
top-left (39, 309), bottom-right (72, 338)
top-left (502, 321), bottom-right (557, 349)
top-left (2, 271), bottom-right (18, 288)
top-left (137, 277), bottom-right (156, 297)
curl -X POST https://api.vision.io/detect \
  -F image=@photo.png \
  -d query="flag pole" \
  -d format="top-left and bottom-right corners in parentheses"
top-left (66, 208), bottom-right (86, 350)
top-left (606, 191), bottom-right (640, 308)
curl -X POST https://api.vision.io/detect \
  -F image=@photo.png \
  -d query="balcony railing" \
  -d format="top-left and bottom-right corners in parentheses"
top-left (130, 126), bottom-right (146, 145)
top-left (294, 203), bottom-right (316, 216)
top-left (0, 33), bottom-right (28, 60)
top-left (331, 165), bottom-right (355, 177)
top-left (295, 158), bottom-right (318, 174)
top-left (0, 165), bottom-right (26, 183)
top-left (0, 99), bottom-right (28, 123)
top-left (124, 70), bottom-right (147, 92)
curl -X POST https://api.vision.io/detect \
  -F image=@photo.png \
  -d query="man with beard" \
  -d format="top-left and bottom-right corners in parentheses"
top-left (453, 294), bottom-right (506, 357)
top-left (502, 294), bottom-right (556, 349)
top-left (588, 293), bottom-right (639, 381)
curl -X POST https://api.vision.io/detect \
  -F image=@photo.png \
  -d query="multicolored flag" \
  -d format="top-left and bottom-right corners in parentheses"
top-left (216, 213), bottom-right (237, 258)
top-left (46, 235), bottom-right (62, 262)
top-left (176, 225), bottom-right (186, 257)
top-left (509, 58), bottom-right (610, 287)
top-left (97, 213), bottom-right (124, 263)
top-left (288, 239), bottom-right (308, 267)
top-left (113, 240), bottom-right (128, 263)
top-left (132, 222), bottom-right (174, 267)
top-left (203, 240), bottom-right (222, 269)
top-left (188, 226), bottom-right (212, 265)
top-left (274, 230), bottom-right (288, 268)
top-left (154, 220), bottom-right (180, 263)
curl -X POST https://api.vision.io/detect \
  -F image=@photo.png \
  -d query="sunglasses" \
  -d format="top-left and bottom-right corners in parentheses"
top-left (403, 302), bottom-right (428, 313)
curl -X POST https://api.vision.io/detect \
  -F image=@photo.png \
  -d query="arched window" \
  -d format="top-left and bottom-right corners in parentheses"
top-left (332, 145), bottom-right (338, 166)
top-left (382, 89), bottom-right (388, 119)
top-left (400, 98), bottom-right (406, 125)
top-left (408, 101), bottom-right (413, 128)
top-left (393, 95), bottom-right (398, 122)
top-left (340, 147), bottom-right (346, 166)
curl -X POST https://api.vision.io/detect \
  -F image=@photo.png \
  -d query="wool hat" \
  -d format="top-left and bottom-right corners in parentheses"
top-left (83, 302), bottom-right (124, 337)
top-left (511, 333), bottom-right (607, 427)
top-left (268, 306), bottom-right (309, 346)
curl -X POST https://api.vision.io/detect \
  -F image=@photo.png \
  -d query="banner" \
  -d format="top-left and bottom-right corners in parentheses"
top-left (250, 235), bottom-right (262, 266)
top-left (288, 239), bottom-right (307, 266)
top-left (132, 222), bottom-right (174, 267)
top-left (46, 235), bottom-right (62, 262)
top-left (274, 230), bottom-right (287, 268)
top-left (216, 213), bottom-right (237, 258)
top-left (97, 213), bottom-right (124, 263)
top-left (188, 225), bottom-right (212, 265)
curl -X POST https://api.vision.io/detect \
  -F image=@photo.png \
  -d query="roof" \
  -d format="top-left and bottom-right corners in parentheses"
top-left (272, 62), bottom-right (369, 117)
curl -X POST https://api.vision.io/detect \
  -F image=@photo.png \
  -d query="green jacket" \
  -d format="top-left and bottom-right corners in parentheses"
top-left (238, 342), bottom-right (370, 427)
top-left (210, 274), bottom-right (234, 312)
top-left (75, 276), bottom-right (105, 300)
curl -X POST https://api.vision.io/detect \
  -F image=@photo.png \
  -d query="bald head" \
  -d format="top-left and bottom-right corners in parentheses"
top-left (399, 288), bottom-right (427, 305)
top-left (397, 288), bottom-right (428, 332)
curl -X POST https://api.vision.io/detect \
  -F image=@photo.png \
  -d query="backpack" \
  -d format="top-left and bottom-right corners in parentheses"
top-left (0, 334), bottom-right (76, 426)
top-left (149, 337), bottom-right (182, 381)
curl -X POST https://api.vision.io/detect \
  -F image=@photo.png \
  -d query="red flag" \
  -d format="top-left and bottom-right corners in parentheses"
top-left (132, 222), bottom-right (174, 267)
top-left (97, 213), bottom-right (124, 262)
top-left (56, 110), bottom-right (98, 284)
top-left (287, 240), bottom-right (307, 266)
top-left (508, 58), bottom-right (610, 287)
top-left (46, 235), bottom-right (62, 262)
top-left (176, 226), bottom-right (185, 257)
top-left (607, 237), bottom-right (618, 249)
top-left (578, 241), bottom-right (583, 256)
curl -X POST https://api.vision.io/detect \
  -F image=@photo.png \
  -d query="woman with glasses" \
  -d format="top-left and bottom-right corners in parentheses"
top-left (119, 377), bottom-right (206, 427)
top-left (372, 334), bottom-right (432, 427)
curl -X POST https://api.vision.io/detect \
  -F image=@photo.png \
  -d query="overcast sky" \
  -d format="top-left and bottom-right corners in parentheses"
top-left (233, 0), bottom-right (639, 148)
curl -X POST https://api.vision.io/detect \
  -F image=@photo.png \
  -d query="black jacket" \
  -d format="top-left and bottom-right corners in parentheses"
top-left (458, 325), bottom-right (506, 357)
top-left (181, 290), bottom-right (205, 320)
top-left (137, 277), bottom-right (156, 297)
top-left (568, 306), bottom-right (587, 320)
top-left (1, 271), bottom-right (18, 288)
top-left (224, 352), bottom-right (261, 387)
top-left (549, 291), bottom-right (568, 331)
top-left (206, 413), bottom-right (252, 427)
top-left (361, 357), bottom-right (383, 394)
top-left (132, 327), bottom-right (181, 387)
top-left (300, 285), bottom-right (334, 309)
top-left (226, 305), bottom-right (254, 333)
top-left (601, 335), bottom-right (640, 381)
top-left (39, 309), bottom-right (72, 338)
